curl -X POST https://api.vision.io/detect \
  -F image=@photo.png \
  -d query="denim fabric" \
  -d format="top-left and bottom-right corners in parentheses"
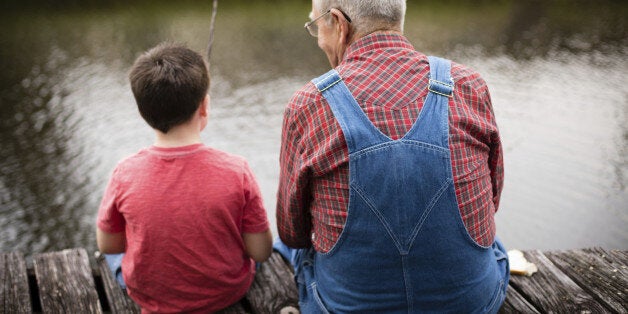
top-left (279, 56), bottom-right (509, 313)
top-left (274, 239), bottom-right (326, 313)
top-left (104, 253), bottom-right (126, 289)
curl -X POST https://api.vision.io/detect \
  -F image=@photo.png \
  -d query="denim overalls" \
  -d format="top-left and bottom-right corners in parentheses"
top-left (276, 56), bottom-right (509, 313)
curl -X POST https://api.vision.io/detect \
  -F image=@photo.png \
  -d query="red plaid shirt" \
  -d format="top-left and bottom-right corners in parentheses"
top-left (277, 32), bottom-right (504, 252)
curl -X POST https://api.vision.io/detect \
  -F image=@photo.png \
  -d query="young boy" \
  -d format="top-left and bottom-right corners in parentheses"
top-left (96, 43), bottom-right (272, 313)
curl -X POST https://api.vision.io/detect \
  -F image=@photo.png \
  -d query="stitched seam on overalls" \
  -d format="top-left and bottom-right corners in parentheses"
top-left (400, 139), bottom-right (449, 153)
top-left (314, 72), bottom-right (343, 92)
top-left (401, 255), bottom-right (413, 313)
top-left (407, 177), bottom-right (454, 252)
top-left (351, 140), bottom-right (448, 160)
top-left (318, 78), bottom-right (342, 92)
top-left (317, 189), bottom-right (354, 257)
top-left (352, 185), bottom-right (404, 253)
top-left (484, 279), bottom-right (505, 313)
top-left (310, 283), bottom-right (331, 314)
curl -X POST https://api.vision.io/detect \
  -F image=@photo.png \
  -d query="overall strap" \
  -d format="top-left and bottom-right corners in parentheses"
top-left (427, 56), bottom-right (454, 97)
top-left (312, 70), bottom-right (389, 154)
top-left (402, 56), bottom-right (454, 148)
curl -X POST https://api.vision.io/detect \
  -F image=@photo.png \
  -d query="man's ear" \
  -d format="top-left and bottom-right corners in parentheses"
top-left (330, 8), bottom-right (351, 44)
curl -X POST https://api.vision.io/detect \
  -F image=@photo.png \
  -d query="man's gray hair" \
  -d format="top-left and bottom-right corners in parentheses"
top-left (314, 0), bottom-right (406, 35)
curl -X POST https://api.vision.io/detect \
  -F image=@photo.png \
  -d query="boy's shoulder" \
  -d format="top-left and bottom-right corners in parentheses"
top-left (201, 145), bottom-right (244, 160)
top-left (116, 144), bottom-right (248, 170)
top-left (117, 145), bottom-right (248, 167)
top-left (110, 145), bottom-right (252, 181)
top-left (112, 147), bottom-right (155, 170)
top-left (198, 146), bottom-right (249, 170)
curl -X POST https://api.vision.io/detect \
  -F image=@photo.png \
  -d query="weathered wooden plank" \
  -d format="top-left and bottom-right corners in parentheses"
top-left (4, 247), bottom-right (621, 313)
top-left (508, 250), bottom-right (608, 313)
top-left (245, 251), bottom-right (299, 314)
top-left (94, 252), bottom-right (140, 314)
top-left (1, 252), bottom-right (32, 313)
top-left (546, 248), bottom-right (627, 313)
top-left (33, 248), bottom-right (102, 313)
top-left (499, 285), bottom-right (540, 314)
top-left (606, 249), bottom-right (628, 262)
top-left (216, 300), bottom-right (249, 314)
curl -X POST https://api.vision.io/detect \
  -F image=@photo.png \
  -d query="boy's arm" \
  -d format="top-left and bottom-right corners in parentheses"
top-left (97, 227), bottom-right (126, 254)
top-left (243, 229), bottom-right (273, 262)
top-left (96, 167), bottom-right (126, 254)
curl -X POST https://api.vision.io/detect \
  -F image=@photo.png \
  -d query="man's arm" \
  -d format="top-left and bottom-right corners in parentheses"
top-left (482, 87), bottom-right (504, 211)
top-left (276, 95), bottom-right (313, 248)
top-left (96, 227), bottom-right (126, 254)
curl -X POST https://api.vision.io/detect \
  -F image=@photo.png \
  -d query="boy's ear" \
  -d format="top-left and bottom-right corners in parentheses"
top-left (199, 94), bottom-right (210, 117)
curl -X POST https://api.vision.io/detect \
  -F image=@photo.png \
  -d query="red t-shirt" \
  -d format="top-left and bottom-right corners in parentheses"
top-left (97, 144), bottom-right (269, 313)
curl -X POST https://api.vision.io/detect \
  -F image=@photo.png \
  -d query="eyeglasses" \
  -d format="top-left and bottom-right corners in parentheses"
top-left (304, 9), bottom-right (352, 37)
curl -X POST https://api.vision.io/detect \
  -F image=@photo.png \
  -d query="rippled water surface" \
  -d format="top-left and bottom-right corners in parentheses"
top-left (1, 1), bottom-right (626, 257)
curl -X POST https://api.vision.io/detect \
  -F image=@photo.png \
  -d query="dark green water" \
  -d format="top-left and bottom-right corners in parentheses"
top-left (0, 1), bottom-right (626, 257)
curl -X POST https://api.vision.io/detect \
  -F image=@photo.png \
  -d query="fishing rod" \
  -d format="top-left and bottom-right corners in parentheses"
top-left (206, 0), bottom-right (218, 67)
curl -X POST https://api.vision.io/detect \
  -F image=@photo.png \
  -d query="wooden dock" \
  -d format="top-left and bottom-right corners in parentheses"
top-left (1, 247), bottom-right (626, 313)
top-left (500, 248), bottom-right (627, 313)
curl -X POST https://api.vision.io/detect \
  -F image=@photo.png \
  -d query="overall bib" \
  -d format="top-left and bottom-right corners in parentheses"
top-left (282, 56), bottom-right (509, 313)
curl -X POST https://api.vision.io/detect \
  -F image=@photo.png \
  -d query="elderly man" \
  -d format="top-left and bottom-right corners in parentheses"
top-left (276, 0), bottom-right (509, 312)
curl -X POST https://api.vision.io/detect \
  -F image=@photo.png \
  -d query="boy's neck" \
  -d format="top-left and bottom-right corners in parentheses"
top-left (154, 124), bottom-right (202, 148)
top-left (153, 97), bottom-right (209, 148)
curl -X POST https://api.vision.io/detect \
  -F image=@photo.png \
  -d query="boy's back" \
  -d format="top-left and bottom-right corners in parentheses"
top-left (98, 143), bottom-right (269, 312)
top-left (96, 43), bottom-right (272, 313)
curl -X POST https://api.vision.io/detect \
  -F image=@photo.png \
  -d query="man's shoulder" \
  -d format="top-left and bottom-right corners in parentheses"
top-left (450, 61), bottom-right (488, 92)
top-left (288, 78), bottom-right (322, 110)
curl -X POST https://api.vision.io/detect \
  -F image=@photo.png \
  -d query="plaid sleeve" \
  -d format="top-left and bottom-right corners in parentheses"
top-left (276, 90), bottom-right (314, 248)
top-left (450, 62), bottom-right (503, 246)
top-left (483, 87), bottom-right (504, 212)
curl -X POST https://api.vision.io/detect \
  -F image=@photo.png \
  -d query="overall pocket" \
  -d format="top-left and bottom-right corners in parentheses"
top-left (482, 279), bottom-right (506, 314)
top-left (483, 238), bottom-right (510, 313)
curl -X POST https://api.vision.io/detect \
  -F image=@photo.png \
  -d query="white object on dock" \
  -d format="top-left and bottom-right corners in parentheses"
top-left (508, 249), bottom-right (538, 276)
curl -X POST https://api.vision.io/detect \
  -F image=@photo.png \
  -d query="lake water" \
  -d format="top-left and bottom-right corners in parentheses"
top-left (0, 1), bottom-right (626, 258)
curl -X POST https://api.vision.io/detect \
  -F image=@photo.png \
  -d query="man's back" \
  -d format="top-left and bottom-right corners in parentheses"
top-left (277, 2), bottom-right (507, 311)
top-left (278, 32), bottom-right (503, 252)
top-left (301, 56), bottom-right (508, 312)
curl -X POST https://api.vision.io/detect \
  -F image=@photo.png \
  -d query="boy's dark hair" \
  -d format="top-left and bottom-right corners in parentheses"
top-left (129, 43), bottom-right (209, 133)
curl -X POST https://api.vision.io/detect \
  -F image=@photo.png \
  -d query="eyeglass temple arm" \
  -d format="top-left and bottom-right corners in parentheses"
top-left (339, 10), bottom-right (351, 23)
